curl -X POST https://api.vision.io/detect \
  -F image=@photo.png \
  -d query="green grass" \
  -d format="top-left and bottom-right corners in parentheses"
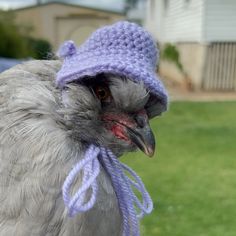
top-left (123, 101), bottom-right (236, 236)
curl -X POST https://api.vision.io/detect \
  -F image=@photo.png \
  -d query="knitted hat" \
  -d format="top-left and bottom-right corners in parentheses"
top-left (56, 21), bottom-right (168, 117)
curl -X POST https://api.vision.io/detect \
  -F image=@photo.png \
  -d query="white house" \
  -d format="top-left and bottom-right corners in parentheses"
top-left (145, 0), bottom-right (236, 90)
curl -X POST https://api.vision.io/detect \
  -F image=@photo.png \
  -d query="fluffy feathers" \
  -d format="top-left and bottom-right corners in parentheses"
top-left (0, 60), bottom-right (157, 235)
top-left (0, 60), bottom-right (122, 236)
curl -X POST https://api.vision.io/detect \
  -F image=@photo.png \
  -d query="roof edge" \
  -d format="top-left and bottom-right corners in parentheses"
top-left (9, 1), bottom-right (125, 16)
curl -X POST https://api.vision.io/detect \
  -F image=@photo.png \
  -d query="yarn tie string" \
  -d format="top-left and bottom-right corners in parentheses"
top-left (62, 145), bottom-right (100, 217)
top-left (62, 144), bottom-right (153, 236)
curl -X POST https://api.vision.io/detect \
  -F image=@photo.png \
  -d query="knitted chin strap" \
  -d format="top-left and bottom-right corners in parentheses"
top-left (58, 21), bottom-right (169, 236)
top-left (62, 144), bottom-right (153, 236)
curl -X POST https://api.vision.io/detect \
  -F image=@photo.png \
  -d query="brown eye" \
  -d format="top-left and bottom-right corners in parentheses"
top-left (95, 86), bottom-right (110, 101)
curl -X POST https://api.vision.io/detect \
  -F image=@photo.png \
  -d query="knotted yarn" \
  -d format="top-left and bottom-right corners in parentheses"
top-left (62, 144), bottom-right (153, 236)
top-left (62, 145), bottom-right (100, 217)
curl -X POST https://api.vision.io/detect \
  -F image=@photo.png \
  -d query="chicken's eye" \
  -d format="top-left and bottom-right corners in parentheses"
top-left (95, 86), bottom-right (110, 101)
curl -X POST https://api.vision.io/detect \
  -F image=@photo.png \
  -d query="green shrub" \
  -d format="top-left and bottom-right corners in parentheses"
top-left (161, 43), bottom-right (183, 72)
top-left (26, 37), bottom-right (53, 59)
top-left (0, 11), bottom-right (31, 58)
top-left (0, 10), bottom-right (52, 59)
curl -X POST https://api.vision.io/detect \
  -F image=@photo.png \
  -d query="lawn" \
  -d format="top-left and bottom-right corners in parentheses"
top-left (123, 101), bottom-right (236, 236)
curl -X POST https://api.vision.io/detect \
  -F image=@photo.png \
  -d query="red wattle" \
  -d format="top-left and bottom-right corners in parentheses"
top-left (111, 125), bottom-right (130, 141)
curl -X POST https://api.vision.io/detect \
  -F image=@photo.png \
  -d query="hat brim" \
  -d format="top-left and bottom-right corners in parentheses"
top-left (56, 54), bottom-right (168, 118)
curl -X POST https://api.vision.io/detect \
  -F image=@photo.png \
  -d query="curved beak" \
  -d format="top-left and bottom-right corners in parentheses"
top-left (102, 111), bottom-right (156, 157)
top-left (126, 120), bottom-right (156, 157)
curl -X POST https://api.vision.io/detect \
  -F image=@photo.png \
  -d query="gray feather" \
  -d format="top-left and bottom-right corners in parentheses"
top-left (0, 60), bottom-right (122, 236)
top-left (109, 75), bottom-right (150, 112)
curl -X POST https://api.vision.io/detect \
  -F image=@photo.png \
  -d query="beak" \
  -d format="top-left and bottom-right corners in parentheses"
top-left (126, 116), bottom-right (155, 157)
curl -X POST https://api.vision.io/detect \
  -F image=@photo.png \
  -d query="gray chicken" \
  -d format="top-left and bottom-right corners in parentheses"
top-left (0, 21), bottom-right (168, 236)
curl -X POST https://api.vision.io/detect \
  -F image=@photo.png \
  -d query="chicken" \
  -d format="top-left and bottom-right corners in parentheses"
top-left (0, 21), bottom-right (168, 236)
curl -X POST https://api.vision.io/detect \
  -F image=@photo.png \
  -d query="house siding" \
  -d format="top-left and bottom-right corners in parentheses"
top-left (205, 0), bottom-right (236, 42)
top-left (145, 0), bottom-right (205, 43)
top-left (145, 0), bottom-right (163, 41)
top-left (145, 0), bottom-right (236, 90)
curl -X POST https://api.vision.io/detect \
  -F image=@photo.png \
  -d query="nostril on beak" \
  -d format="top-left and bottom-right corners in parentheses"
top-left (134, 113), bottom-right (148, 128)
top-left (135, 116), bottom-right (145, 128)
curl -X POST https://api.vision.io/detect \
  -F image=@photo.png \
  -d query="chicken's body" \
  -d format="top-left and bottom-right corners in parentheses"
top-left (0, 21), bottom-right (168, 236)
top-left (0, 61), bottom-right (122, 236)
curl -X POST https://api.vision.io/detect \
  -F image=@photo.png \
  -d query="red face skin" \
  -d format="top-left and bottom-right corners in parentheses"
top-left (102, 109), bottom-right (147, 143)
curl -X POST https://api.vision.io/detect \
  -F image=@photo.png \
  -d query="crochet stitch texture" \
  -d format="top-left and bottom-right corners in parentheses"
top-left (57, 21), bottom-right (168, 236)
top-left (56, 21), bottom-right (168, 115)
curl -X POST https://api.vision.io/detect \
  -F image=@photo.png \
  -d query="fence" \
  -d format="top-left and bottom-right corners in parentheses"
top-left (203, 42), bottom-right (236, 91)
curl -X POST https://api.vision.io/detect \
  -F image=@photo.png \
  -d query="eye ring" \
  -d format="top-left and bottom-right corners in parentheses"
top-left (95, 86), bottom-right (110, 101)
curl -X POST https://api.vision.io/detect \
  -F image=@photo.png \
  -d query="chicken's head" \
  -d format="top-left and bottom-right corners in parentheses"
top-left (57, 21), bottom-right (168, 156)
top-left (61, 74), bottom-right (165, 157)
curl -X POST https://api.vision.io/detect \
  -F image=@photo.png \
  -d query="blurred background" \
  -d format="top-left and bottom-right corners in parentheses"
top-left (0, 0), bottom-right (236, 235)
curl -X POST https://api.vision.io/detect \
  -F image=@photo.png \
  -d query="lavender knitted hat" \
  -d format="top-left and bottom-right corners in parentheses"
top-left (56, 21), bottom-right (168, 117)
